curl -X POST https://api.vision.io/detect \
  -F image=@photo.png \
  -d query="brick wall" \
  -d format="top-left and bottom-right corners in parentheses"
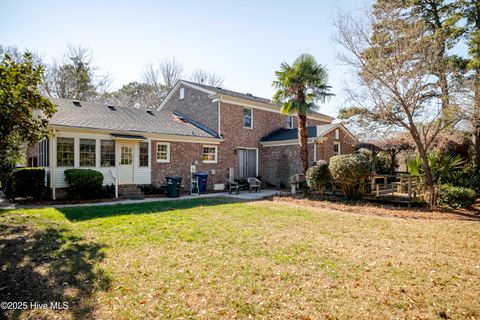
top-left (150, 102), bottom-right (332, 190)
top-left (261, 143), bottom-right (315, 187)
top-left (316, 128), bottom-right (356, 161)
top-left (161, 85), bottom-right (219, 133)
top-left (218, 102), bottom-right (293, 178)
top-left (150, 140), bottom-right (222, 191)
top-left (261, 128), bottom-right (356, 187)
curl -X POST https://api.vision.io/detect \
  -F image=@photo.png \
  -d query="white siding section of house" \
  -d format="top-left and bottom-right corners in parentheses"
top-left (54, 167), bottom-right (117, 188)
top-left (52, 130), bottom-right (151, 188)
top-left (133, 139), bottom-right (151, 185)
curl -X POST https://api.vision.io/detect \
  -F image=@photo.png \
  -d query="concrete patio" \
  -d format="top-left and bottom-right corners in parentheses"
top-left (0, 189), bottom-right (285, 210)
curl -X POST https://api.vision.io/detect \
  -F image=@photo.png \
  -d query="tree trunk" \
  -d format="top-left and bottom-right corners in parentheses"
top-left (297, 114), bottom-right (309, 177)
top-left (417, 147), bottom-right (435, 209)
top-left (409, 126), bottom-right (436, 209)
top-left (390, 151), bottom-right (397, 176)
top-left (473, 3), bottom-right (480, 167)
top-left (474, 71), bottom-right (480, 167)
top-left (438, 69), bottom-right (450, 118)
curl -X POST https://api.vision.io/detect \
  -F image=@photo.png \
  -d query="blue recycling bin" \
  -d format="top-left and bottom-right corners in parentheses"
top-left (193, 172), bottom-right (208, 193)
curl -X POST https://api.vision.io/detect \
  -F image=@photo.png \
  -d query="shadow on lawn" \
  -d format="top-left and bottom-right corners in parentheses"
top-left (0, 222), bottom-right (111, 319)
top-left (59, 196), bottom-right (239, 222)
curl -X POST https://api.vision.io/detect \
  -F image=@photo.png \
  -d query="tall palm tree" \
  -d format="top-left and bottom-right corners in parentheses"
top-left (272, 53), bottom-right (334, 177)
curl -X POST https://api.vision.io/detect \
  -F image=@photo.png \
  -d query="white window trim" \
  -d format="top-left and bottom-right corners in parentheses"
top-left (334, 141), bottom-right (341, 155)
top-left (202, 145), bottom-right (218, 163)
top-left (243, 107), bottom-right (253, 129)
top-left (335, 128), bottom-right (340, 140)
top-left (179, 87), bottom-right (185, 100)
top-left (78, 138), bottom-right (98, 168)
top-left (156, 142), bottom-right (171, 163)
top-left (286, 115), bottom-right (294, 129)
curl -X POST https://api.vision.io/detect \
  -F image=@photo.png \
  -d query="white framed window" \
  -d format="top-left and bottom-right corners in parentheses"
top-left (335, 128), bottom-right (340, 140)
top-left (202, 145), bottom-right (218, 163)
top-left (243, 108), bottom-right (253, 128)
top-left (57, 137), bottom-right (74, 167)
top-left (333, 142), bottom-right (341, 155)
top-left (286, 115), bottom-right (294, 129)
top-left (120, 146), bottom-right (133, 165)
top-left (156, 142), bottom-right (170, 163)
top-left (139, 142), bottom-right (149, 167)
top-left (180, 88), bottom-right (185, 100)
top-left (100, 140), bottom-right (115, 167)
top-left (79, 139), bottom-right (96, 167)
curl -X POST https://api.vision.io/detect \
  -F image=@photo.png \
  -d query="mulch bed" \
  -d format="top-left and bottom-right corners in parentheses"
top-left (270, 194), bottom-right (480, 221)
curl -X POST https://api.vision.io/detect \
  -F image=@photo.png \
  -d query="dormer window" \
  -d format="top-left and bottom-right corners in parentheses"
top-left (286, 116), bottom-right (294, 129)
top-left (243, 108), bottom-right (253, 128)
top-left (179, 88), bottom-right (185, 100)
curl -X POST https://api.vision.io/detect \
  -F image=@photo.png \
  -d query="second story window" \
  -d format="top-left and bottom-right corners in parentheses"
top-left (333, 142), bottom-right (341, 155)
top-left (243, 108), bottom-right (253, 128)
top-left (286, 116), bottom-right (294, 129)
top-left (179, 88), bottom-right (185, 100)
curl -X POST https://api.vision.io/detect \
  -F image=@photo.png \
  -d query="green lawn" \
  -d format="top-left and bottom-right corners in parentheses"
top-left (1, 197), bottom-right (479, 319)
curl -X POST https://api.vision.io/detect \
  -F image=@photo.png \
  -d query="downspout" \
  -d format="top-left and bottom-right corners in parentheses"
top-left (50, 129), bottom-right (56, 200)
top-left (217, 100), bottom-right (221, 136)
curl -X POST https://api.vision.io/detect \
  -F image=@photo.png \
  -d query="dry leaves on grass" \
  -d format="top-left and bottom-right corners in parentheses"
top-left (269, 196), bottom-right (480, 221)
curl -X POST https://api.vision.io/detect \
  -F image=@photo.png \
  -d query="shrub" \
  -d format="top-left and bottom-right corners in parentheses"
top-left (374, 154), bottom-right (396, 175)
top-left (102, 184), bottom-right (116, 198)
top-left (437, 184), bottom-right (477, 209)
top-left (9, 167), bottom-right (45, 199)
top-left (329, 154), bottom-right (370, 199)
top-left (139, 184), bottom-right (165, 195)
top-left (444, 166), bottom-right (480, 193)
top-left (306, 160), bottom-right (331, 195)
top-left (64, 169), bottom-right (103, 199)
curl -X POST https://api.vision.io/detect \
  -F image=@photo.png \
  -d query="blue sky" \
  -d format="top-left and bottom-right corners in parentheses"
top-left (1, 0), bottom-right (367, 117)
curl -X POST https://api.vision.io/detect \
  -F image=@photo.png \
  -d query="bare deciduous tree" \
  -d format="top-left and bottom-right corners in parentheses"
top-left (334, 4), bottom-right (459, 207)
top-left (190, 68), bottom-right (224, 87)
top-left (43, 44), bottom-right (111, 101)
top-left (142, 58), bottom-right (184, 108)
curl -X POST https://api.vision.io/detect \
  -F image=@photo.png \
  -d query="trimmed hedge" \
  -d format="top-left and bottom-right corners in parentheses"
top-left (306, 160), bottom-right (331, 195)
top-left (9, 167), bottom-right (45, 199)
top-left (64, 169), bottom-right (103, 199)
top-left (329, 154), bottom-right (370, 199)
top-left (438, 184), bottom-right (477, 209)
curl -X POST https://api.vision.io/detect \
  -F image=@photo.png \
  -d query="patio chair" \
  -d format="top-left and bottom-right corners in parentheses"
top-left (228, 178), bottom-right (240, 194)
top-left (248, 177), bottom-right (261, 193)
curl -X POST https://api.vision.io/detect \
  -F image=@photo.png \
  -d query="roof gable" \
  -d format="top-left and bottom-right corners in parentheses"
top-left (158, 80), bottom-right (334, 122)
top-left (261, 123), bottom-right (357, 143)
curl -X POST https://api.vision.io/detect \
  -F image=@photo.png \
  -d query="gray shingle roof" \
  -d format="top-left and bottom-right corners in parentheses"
top-left (261, 124), bottom-right (338, 142)
top-left (181, 80), bottom-right (334, 120)
top-left (47, 98), bottom-right (218, 138)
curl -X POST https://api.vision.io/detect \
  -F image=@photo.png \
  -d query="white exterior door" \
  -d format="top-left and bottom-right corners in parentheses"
top-left (119, 143), bottom-right (134, 184)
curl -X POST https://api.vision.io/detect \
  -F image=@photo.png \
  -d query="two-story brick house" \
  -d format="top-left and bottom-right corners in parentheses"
top-left (157, 80), bottom-right (357, 188)
top-left (27, 80), bottom-right (357, 199)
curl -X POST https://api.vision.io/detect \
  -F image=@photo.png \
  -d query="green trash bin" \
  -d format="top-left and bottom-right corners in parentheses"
top-left (166, 176), bottom-right (182, 198)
